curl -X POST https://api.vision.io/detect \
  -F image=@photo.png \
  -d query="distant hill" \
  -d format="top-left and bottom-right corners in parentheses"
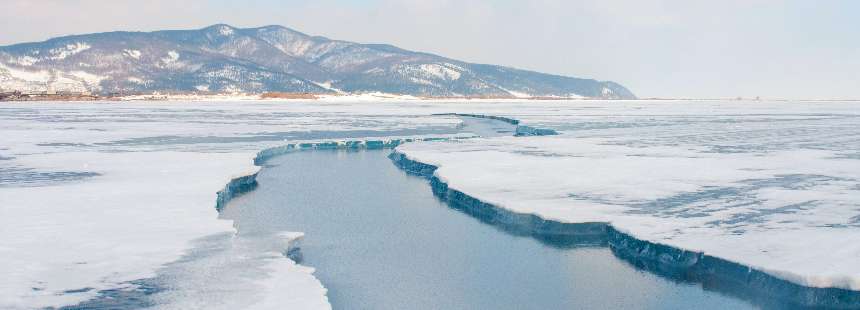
top-left (0, 24), bottom-right (635, 99)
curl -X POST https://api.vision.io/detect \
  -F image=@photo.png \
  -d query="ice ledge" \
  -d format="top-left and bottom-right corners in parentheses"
top-left (388, 150), bottom-right (860, 309)
top-left (216, 168), bottom-right (260, 212)
top-left (218, 135), bottom-right (487, 212)
top-left (251, 136), bottom-right (476, 166)
top-left (207, 136), bottom-right (481, 310)
top-left (218, 136), bottom-right (479, 213)
top-left (433, 113), bottom-right (559, 136)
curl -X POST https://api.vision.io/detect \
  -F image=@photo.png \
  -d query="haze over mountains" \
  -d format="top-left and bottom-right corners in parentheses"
top-left (0, 24), bottom-right (635, 99)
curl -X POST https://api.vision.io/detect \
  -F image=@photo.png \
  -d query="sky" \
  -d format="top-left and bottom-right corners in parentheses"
top-left (2, 0), bottom-right (859, 99)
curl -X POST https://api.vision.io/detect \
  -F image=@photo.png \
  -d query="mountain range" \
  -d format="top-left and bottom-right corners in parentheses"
top-left (0, 24), bottom-right (635, 99)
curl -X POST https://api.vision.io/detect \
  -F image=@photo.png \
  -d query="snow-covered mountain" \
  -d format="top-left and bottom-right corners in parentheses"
top-left (0, 24), bottom-right (635, 99)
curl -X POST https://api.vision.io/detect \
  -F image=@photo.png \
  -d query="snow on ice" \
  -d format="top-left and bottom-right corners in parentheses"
top-left (0, 101), bottom-right (465, 309)
top-left (395, 100), bottom-right (860, 291)
top-left (1, 99), bottom-right (858, 309)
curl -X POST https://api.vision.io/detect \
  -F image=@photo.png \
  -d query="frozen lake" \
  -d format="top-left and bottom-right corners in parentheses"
top-left (2, 100), bottom-right (858, 309)
top-left (222, 149), bottom-right (757, 309)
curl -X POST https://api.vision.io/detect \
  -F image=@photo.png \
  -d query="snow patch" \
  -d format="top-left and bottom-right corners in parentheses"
top-left (49, 42), bottom-right (91, 60)
top-left (496, 86), bottom-right (532, 98)
top-left (217, 25), bottom-right (234, 36)
top-left (157, 51), bottom-right (184, 69)
top-left (162, 51), bottom-right (180, 64)
top-left (277, 40), bottom-right (314, 57)
top-left (410, 77), bottom-right (437, 87)
top-left (0, 63), bottom-right (51, 82)
top-left (311, 81), bottom-right (344, 94)
top-left (67, 71), bottom-right (105, 89)
top-left (126, 77), bottom-right (146, 84)
top-left (419, 63), bottom-right (461, 80)
top-left (123, 49), bottom-right (142, 60)
top-left (222, 84), bottom-right (241, 93)
top-left (602, 87), bottom-right (614, 96)
top-left (0, 62), bottom-right (103, 92)
top-left (11, 56), bottom-right (39, 66)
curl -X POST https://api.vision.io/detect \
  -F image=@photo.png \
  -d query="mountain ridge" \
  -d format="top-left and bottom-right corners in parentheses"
top-left (0, 24), bottom-right (636, 99)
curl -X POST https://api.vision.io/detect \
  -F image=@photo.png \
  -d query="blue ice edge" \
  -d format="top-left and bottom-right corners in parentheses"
top-left (52, 115), bottom-right (521, 309)
top-left (211, 114), bottom-right (858, 309)
top-left (215, 136), bottom-right (473, 212)
top-left (432, 113), bottom-right (559, 136)
top-left (215, 112), bottom-right (554, 212)
top-left (387, 150), bottom-right (860, 309)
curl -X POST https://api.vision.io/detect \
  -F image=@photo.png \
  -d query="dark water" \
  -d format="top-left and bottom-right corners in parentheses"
top-left (222, 150), bottom-right (756, 310)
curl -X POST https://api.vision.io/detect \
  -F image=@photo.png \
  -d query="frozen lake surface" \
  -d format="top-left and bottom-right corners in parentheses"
top-left (1, 100), bottom-right (858, 309)
top-left (222, 149), bottom-right (756, 310)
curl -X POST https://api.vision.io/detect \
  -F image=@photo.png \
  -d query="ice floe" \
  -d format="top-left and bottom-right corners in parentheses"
top-left (395, 100), bottom-right (860, 291)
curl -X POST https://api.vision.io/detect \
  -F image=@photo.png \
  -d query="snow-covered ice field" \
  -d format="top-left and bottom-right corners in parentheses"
top-left (1, 100), bottom-right (858, 309)
top-left (396, 101), bottom-right (860, 291)
top-left (0, 101), bottom-right (466, 309)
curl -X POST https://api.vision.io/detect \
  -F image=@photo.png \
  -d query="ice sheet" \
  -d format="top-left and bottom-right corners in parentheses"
top-left (395, 100), bottom-right (860, 290)
top-left (0, 152), bottom-right (257, 308)
top-left (2, 99), bottom-right (858, 309)
top-left (0, 101), bottom-right (469, 309)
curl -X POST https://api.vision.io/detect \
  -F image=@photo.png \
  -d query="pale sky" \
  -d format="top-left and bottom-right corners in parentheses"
top-left (3, 0), bottom-right (859, 99)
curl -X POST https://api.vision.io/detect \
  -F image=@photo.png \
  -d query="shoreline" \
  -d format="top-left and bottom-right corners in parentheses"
top-left (4, 92), bottom-right (860, 103)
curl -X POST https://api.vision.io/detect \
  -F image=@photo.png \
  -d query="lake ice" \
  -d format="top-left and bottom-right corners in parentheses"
top-left (1, 100), bottom-right (858, 309)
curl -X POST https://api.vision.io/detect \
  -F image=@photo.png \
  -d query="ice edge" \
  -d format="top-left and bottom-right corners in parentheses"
top-left (210, 135), bottom-right (480, 309)
top-left (432, 113), bottom-right (559, 136)
top-left (217, 136), bottom-right (477, 212)
top-left (215, 113), bottom-right (859, 308)
top-left (389, 143), bottom-right (860, 309)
